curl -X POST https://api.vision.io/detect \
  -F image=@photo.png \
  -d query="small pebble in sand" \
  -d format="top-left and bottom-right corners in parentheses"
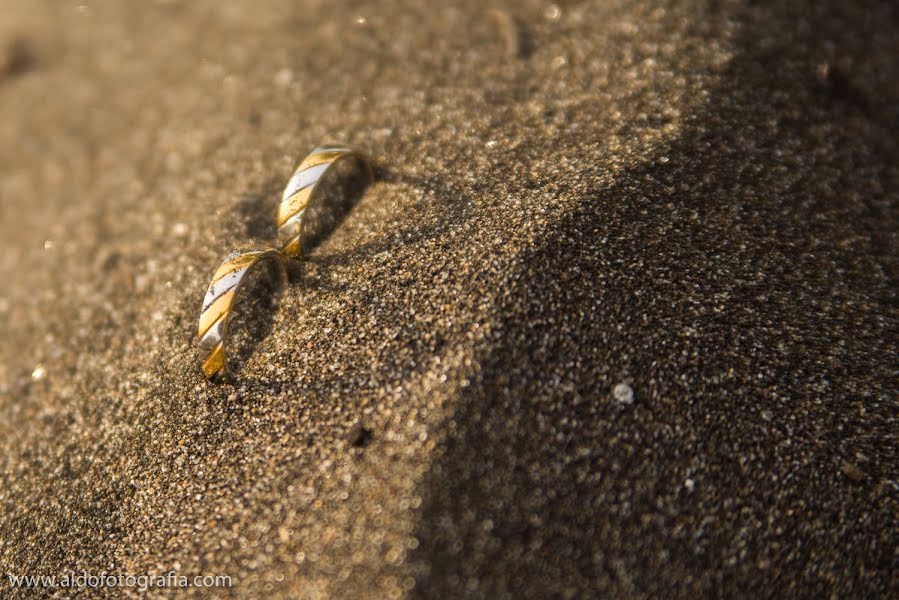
top-left (31, 364), bottom-right (46, 381)
top-left (613, 382), bottom-right (634, 405)
top-left (841, 460), bottom-right (865, 482)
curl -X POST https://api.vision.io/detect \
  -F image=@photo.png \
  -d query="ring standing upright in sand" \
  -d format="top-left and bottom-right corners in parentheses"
top-left (197, 246), bottom-right (288, 380)
top-left (277, 144), bottom-right (373, 259)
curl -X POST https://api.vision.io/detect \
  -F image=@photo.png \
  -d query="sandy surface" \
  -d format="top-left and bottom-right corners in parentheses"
top-left (0, 0), bottom-right (896, 597)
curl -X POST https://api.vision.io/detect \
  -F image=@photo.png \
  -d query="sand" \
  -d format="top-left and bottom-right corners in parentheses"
top-left (0, 0), bottom-right (896, 597)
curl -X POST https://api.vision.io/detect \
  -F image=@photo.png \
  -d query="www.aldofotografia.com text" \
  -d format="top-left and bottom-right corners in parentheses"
top-left (7, 570), bottom-right (233, 592)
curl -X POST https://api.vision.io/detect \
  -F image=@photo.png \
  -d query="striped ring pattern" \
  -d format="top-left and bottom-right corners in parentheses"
top-left (197, 246), bottom-right (287, 379)
top-left (277, 144), bottom-right (373, 258)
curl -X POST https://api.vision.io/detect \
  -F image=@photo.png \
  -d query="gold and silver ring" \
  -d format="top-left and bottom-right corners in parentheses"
top-left (197, 246), bottom-right (287, 380)
top-left (277, 144), bottom-right (373, 258)
top-left (197, 143), bottom-right (371, 381)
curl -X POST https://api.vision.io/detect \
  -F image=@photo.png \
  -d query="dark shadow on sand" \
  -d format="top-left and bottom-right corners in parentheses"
top-left (406, 4), bottom-right (896, 597)
top-left (299, 156), bottom-right (375, 254)
top-left (223, 258), bottom-right (288, 379)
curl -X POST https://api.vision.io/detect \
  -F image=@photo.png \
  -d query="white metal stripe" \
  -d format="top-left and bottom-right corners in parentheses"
top-left (278, 208), bottom-right (306, 240)
top-left (281, 162), bottom-right (331, 201)
top-left (202, 267), bottom-right (247, 310)
top-left (198, 316), bottom-right (225, 351)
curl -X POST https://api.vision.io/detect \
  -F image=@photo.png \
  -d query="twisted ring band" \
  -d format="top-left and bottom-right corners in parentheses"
top-left (197, 246), bottom-right (287, 380)
top-left (277, 144), bottom-right (373, 258)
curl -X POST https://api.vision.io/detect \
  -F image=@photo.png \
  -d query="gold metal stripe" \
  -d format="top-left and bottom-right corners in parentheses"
top-left (298, 149), bottom-right (352, 171)
top-left (280, 236), bottom-right (302, 258)
top-left (211, 252), bottom-right (261, 284)
top-left (198, 290), bottom-right (235, 338)
top-left (277, 187), bottom-right (313, 227)
top-left (197, 311), bottom-right (225, 345)
top-left (201, 343), bottom-right (226, 378)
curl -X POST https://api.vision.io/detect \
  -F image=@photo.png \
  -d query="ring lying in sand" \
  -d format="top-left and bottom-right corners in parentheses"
top-left (197, 246), bottom-right (287, 380)
top-left (277, 144), bottom-right (373, 258)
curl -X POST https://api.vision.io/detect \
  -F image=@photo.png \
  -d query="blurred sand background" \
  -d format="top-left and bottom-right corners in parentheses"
top-left (0, 0), bottom-right (896, 597)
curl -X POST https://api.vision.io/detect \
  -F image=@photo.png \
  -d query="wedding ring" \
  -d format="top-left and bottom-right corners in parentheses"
top-left (277, 144), bottom-right (373, 258)
top-left (197, 246), bottom-right (287, 380)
